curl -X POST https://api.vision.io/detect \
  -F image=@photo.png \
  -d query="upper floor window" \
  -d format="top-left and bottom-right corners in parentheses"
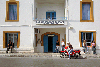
top-left (80, 0), bottom-right (94, 22)
top-left (46, 12), bottom-right (56, 20)
top-left (5, 0), bottom-right (19, 22)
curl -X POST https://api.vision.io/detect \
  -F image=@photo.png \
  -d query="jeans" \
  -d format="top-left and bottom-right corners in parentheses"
top-left (87, 47), bottom-right (88, 51)
top-left (6, 46), bottom-right (13, 53)
top-left (83, 46), bottom-right (86, 53)
top-left (92, 46), bottom-right (96, 54)
top-left (62, 45), bottom-right (65, 51)
top-left (68, 49), bottom-right (73, 58)
top-left (56, 49), bottom-right (59, 53)
top-left (83, 46), bottom-right (88, 53)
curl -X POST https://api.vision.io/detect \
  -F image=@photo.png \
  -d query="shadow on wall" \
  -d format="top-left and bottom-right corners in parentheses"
top-left (70, 28), bottom-right (76, 33)
top-left (67, 22), bottom-right (76, 33)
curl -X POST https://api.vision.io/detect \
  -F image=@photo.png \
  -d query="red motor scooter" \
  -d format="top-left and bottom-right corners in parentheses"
top-left (60, 46), bottom-right (81, 59)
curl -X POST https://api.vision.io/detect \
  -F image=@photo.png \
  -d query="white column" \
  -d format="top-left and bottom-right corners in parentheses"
top-left (33, 27), bottom-right (35, 47)
top-left (66, 27), bottom-right (68, 45)
top-left (64, 0), bottom-right (68, 25)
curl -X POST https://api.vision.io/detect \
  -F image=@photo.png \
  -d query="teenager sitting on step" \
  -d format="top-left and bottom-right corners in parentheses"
top-left (6, 40), bottom-right (13, 53)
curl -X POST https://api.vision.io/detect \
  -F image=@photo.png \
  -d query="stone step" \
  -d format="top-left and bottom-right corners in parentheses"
top-left (0, 53), bottom-right (61, 57)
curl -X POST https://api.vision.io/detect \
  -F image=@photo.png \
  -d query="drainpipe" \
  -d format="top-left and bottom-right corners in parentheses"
top-left (67, 0), bottom-right (69, 42)
top-left (31, 0), bottom-right (34, 47)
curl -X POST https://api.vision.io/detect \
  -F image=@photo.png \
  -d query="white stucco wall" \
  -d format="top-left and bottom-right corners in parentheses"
top-left (0, 27), bottom-right (33, 50)
top-left (0, 0), bottom-right (33, 25)
top-left (0, 0), bottom-right (34, 51)
top-left (0, 0), bottom-right (100, 53)
top-left (67, 0), bottom-right (100, 53)
top-left (36, 3), bottom-right (64, 19)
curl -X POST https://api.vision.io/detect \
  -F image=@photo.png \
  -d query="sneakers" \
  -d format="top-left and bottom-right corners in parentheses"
top-left (68, 58), bottom-right (70, 59)
top-left (68, 58), bottom-right (71, 59)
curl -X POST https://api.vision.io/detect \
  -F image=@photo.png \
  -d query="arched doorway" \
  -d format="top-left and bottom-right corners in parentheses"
top-left (41, 32), bottom-right (60, 53)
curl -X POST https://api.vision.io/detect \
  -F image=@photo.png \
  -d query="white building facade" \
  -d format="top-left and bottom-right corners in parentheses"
top-left (0, 0), bottom-right (100, 54)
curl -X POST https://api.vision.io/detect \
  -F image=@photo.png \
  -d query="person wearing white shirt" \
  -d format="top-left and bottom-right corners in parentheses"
top-left (61, 39), bottom-right (65, 51)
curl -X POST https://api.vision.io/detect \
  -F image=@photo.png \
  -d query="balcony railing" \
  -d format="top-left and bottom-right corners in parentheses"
top-left (33, 17), bottom-right (67, 20)
top-left (33, 17), bottom-right (67, 25)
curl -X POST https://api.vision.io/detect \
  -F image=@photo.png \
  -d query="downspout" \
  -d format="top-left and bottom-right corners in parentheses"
top-left (31, 3), bottom-right (33, 44)
top-left (67, 0), bottom-right (69, 42)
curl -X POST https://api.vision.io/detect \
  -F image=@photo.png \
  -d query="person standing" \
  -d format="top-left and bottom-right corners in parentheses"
top-left (83, 40), bottom-right (86, 54)
top-left (55, 40), bottom-right (59, 53)
top-left (61, 39), bottom-right (65, 51)
top-left (6, 40), bottom-right (13, 53)
top-left (67, 42), bottom-right (73, 59)
top-left (91, 41), bottom-right (96, 54)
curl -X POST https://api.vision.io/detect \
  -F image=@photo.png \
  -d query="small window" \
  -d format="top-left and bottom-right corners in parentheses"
top-left (46, 12), bottom-right (56, 20)
top-left (80, 0), bottom-right (94, 22)
top-left (5, 0), bottom-right (19, 22)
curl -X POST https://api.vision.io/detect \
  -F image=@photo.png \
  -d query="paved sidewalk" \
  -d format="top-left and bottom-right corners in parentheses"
top-left (0, 52), bottom-right (100, 59)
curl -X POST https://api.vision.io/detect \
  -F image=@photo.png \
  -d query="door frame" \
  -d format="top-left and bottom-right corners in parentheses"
top-left (3, 31), bottom-right (20, 48)
top-left (79, 31), bottom-right (96, 47)
top-left (41, 32), bottom-right (60, 46)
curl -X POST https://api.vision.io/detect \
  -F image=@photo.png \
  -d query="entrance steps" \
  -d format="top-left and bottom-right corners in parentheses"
top-left (0, 53), bottom-right (61, 57)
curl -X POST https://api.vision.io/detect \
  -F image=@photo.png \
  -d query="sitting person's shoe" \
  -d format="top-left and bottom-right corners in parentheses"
top-left (68, 58), bottom-right (71, 59)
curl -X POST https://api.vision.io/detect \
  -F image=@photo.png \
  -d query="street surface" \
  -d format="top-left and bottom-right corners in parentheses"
top-left (0, 57), bottom-right (100, 67)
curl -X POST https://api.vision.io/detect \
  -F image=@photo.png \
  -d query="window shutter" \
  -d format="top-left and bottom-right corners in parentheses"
top-left (81, 32), bottom-right (83, 47)
top-left (54, 12), bottom-right (56, 19)
top-left (7, 33), bottom-right (8, 47)
top-left (92, 32), bottom-right (93, 41)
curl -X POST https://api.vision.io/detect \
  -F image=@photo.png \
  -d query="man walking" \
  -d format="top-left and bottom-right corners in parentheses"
top-left (67, 42), bottom-right (73, 59)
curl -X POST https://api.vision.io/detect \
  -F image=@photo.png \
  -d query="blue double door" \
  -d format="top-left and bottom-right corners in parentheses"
top-left (46, 12), bottom-right (56, 20)
top-left (43, 35), bottom-right (58, 53)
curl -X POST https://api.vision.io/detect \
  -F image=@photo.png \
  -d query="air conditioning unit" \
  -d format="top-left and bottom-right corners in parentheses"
top-left (35, 29), bottom-right (40, 34)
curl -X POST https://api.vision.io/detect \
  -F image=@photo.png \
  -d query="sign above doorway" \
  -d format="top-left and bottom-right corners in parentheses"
top-left (48, 35), bottom-right (54, 36)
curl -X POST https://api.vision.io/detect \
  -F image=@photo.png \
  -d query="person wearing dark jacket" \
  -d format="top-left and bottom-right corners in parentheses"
top-left (6, 40), bottom-right (13, 53)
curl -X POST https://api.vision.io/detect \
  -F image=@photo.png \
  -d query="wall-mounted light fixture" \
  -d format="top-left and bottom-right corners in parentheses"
top-left (68, 26), bottom-right (73, 29)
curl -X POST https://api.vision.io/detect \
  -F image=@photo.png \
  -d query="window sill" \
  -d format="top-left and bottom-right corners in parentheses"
top-left (5, 20), bottom-right (19, 22)
top-left (80, 20), bottom-right (94, 22)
